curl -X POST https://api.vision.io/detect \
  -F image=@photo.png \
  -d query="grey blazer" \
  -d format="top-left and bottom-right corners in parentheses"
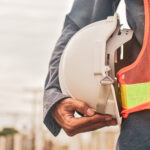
top-left (44, 2), bottom-right (148, 149)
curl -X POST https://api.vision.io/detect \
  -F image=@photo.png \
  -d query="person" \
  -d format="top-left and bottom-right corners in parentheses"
top-left (44, 0), bottom-right (150, 149)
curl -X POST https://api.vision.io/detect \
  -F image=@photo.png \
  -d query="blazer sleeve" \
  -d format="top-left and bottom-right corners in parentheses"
top-left (43, 14), bottom-right (80, 136)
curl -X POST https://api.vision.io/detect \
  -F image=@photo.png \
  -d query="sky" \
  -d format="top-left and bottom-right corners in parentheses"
top-left (0, 0), bottom-right (73, 129)
top-left (0, 0), bottom-right (128, 129)
top-left (0, 0), bottom-right (72, 90)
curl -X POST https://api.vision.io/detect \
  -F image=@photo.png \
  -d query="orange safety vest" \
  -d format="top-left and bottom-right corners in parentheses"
top-left (117, 0), bottom-right (150, 118)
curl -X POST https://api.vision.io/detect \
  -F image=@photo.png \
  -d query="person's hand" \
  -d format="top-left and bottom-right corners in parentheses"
top-left (52, 98), bottom-right (117, 136)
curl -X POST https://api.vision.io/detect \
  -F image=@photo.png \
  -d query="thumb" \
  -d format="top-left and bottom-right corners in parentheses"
top-left (73, 100), bottom-right (95, 117)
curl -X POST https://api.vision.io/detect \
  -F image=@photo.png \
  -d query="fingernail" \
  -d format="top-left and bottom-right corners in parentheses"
top-left (105, 117), bottom-right (113, 121)
top-left (87, 108), bottom-right (95, 116)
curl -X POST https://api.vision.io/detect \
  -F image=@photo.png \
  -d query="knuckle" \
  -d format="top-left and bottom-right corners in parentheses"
top-left (64, 103), bottom-right (73, 108)
top-left (61, 98), bottom-right (74, 107)
top-left (78, 102), bottom-right (86, 109)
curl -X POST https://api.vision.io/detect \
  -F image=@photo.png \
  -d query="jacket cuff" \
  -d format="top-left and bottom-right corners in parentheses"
top-left (43, 90), bottom-right (70, 136)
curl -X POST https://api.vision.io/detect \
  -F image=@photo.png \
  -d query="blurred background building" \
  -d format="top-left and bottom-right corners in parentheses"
top-left (0, 0), bottom-right (128, 150)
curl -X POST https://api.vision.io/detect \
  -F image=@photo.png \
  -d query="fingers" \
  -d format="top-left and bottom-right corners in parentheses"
top-left (63, 114), bottom-right (115, 136)
top-left (65, 119), bottom-right (117, 136)
top-left (68, 113), bottom-right (113, 129)
top-left (72, 99), bottom-right (95, 117)
top-left (52, 98), bottom-right (116, 137)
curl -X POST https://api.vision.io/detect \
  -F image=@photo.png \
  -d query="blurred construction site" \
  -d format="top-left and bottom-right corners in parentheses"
top-left (0, 86), bottom-right (120, 150)
top-left (0, 0), bottom-right (128, 149)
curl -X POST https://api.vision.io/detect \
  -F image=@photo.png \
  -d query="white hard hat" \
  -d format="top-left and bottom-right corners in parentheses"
top-left (59, 14), bottom-right (133, 125)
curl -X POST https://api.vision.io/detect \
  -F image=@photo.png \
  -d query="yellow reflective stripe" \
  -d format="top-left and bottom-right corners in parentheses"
top-left (120, 85), bottom-right (128, 109)
top-left (120, 82), bottom-right (150, 109)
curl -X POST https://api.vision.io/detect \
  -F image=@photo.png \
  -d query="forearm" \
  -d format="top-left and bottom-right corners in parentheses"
top-left (43, 15), bottom-right (80, 136)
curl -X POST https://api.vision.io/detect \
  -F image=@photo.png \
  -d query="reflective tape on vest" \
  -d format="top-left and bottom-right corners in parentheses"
top-left (117, 0), bottom-right (150, 118)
